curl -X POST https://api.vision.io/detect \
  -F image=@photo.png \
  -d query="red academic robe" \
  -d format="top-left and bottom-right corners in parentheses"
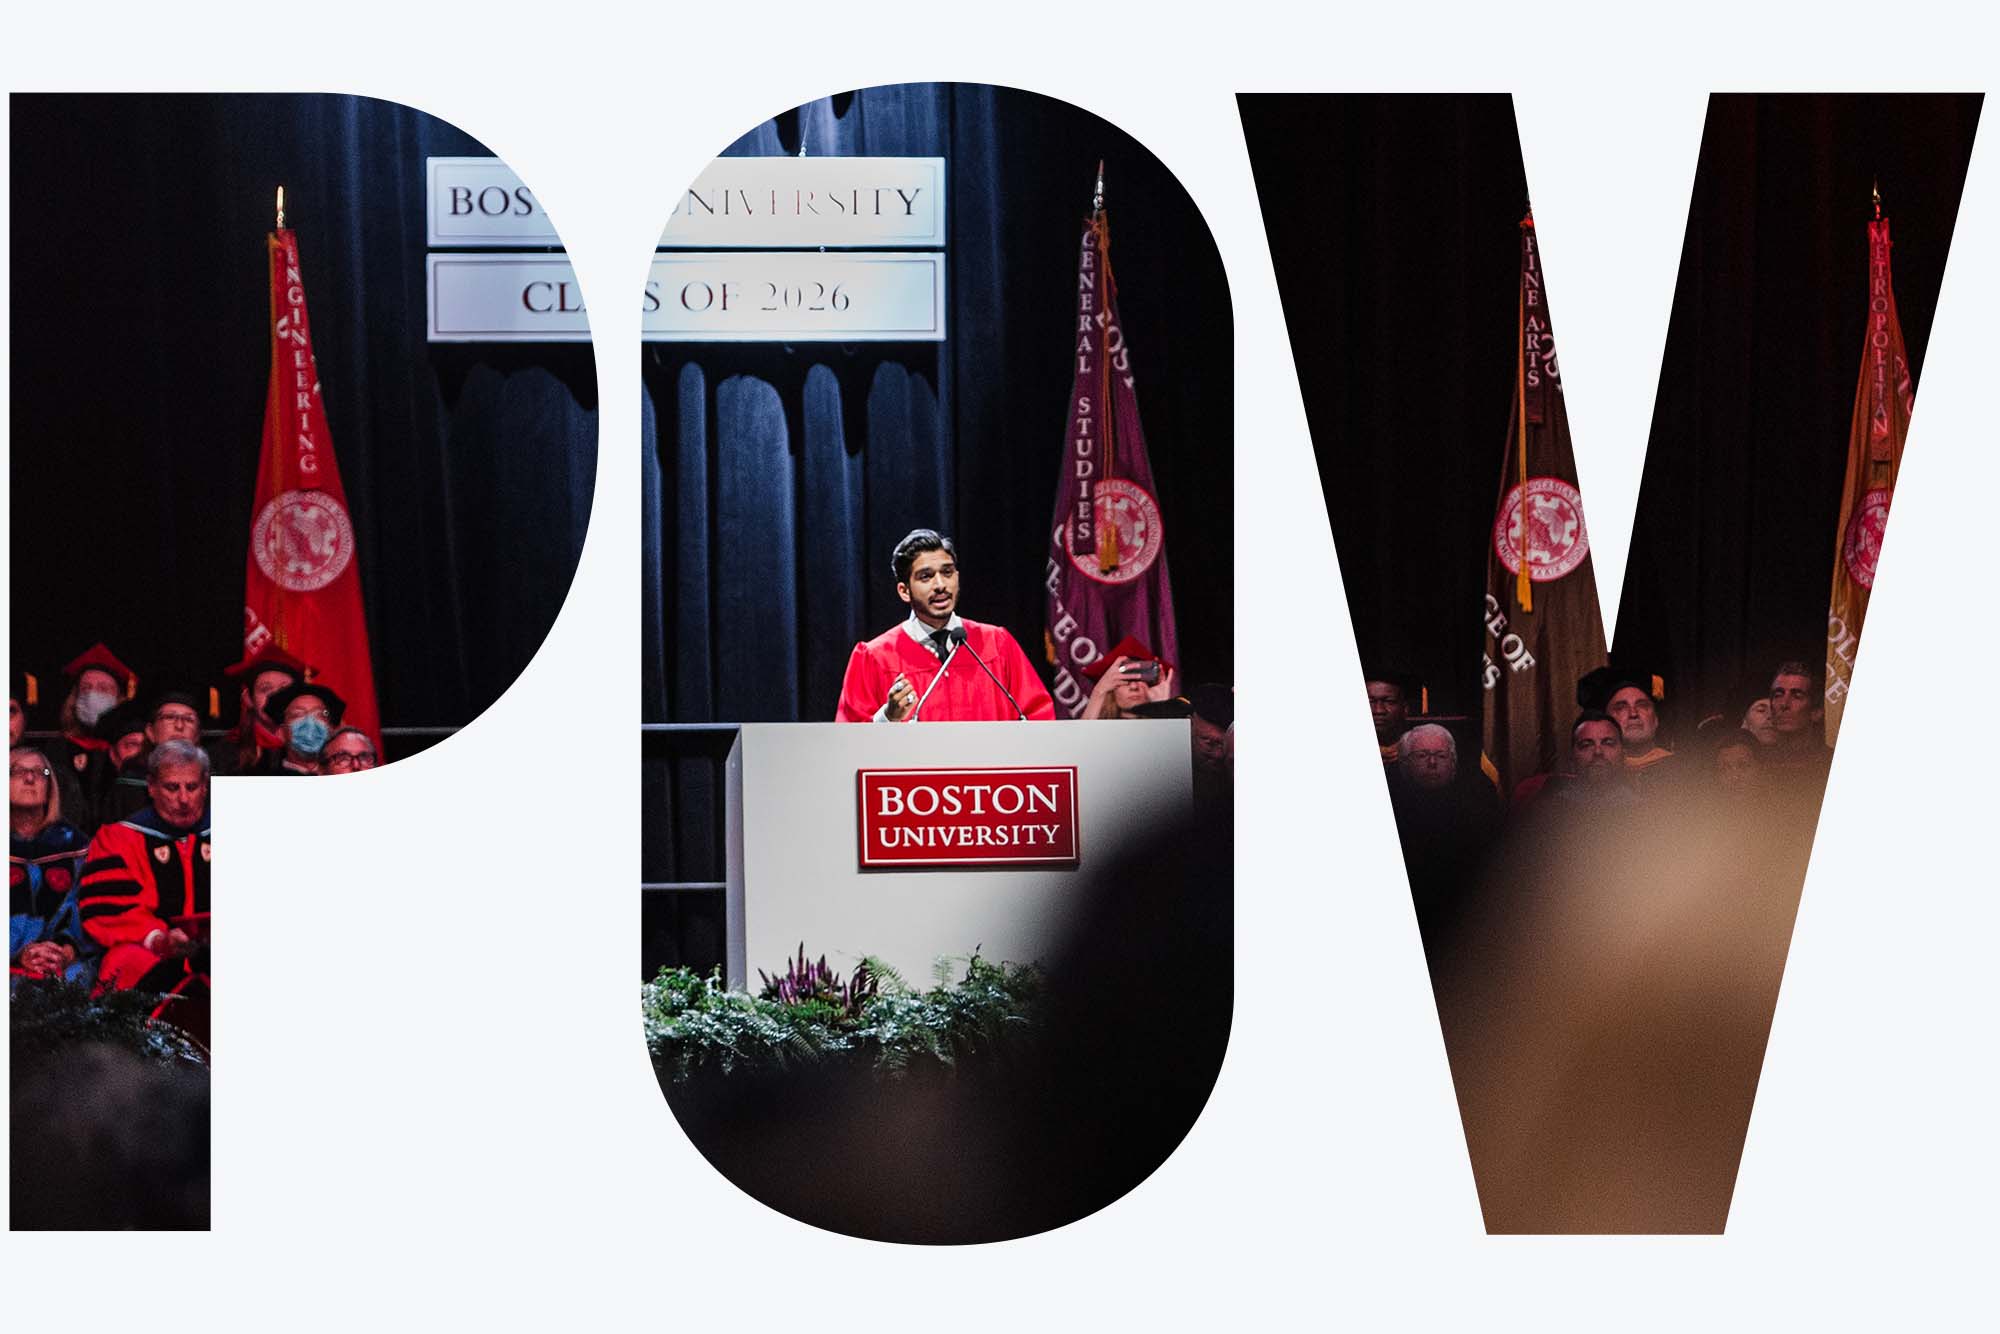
top-left (835, 618), bottom-right (1055, 722)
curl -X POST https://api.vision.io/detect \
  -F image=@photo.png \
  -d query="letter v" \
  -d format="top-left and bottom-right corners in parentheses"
top-left (1239, 91), bottom-right (1985, 1234)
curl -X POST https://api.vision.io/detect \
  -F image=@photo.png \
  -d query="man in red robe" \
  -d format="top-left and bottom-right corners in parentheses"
top-left (835, 529), bottom-right (1055, 723)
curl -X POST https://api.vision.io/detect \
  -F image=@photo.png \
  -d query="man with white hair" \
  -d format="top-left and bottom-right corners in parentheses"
top-left (78, 740), bottom-right (211, 1011)
top-left (1396, 722), bottom-right (1459, 791)
top-left (1386, 721), bottom-right (1498, 926)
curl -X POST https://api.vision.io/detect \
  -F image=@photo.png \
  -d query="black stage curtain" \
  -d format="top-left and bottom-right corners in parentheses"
top-left (642, 83), bottom-right (1234, 723)
top-left (1619, 94), bottom-right (1981, 716)
top-left (10, 94), bottom-right (595, 741)
top-left (1241, 93), bottom-right (1979, 727)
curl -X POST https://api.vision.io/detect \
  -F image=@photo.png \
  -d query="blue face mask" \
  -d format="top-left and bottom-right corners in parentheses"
top-left (288, 716), bottom-right (330, 757)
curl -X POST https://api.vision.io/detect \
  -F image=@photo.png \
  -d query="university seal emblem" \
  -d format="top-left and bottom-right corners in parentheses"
top-left (1061, 478), bottom-right (1164, 585)
top-left (253, 489), bottom-right (355, 593)
top-left (1493, 477), bottom-right (1589, 582)
top-left (1842, 488), bottom-right (1891, 589)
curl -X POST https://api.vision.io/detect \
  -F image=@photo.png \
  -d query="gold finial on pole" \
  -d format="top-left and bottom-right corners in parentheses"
top-left (276, 185), bottom-right (286, 230)
top-left (1871, 177), bottom-right (1881, 221)
top-left (1092, 159), bottom-right (1105, 214)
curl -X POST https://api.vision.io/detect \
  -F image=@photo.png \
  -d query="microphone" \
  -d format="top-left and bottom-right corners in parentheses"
top-left (909, 631), bottom-right (966, 721)
top-left (956, 627), bottom-right (1028, 720)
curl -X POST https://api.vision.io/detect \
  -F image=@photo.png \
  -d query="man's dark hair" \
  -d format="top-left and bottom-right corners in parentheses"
top-left (892, 529), bottom-right (957, 586)
top-left (1570, 709), bottom-right (1619, 744)
top-left (1769, 659), bottom-right (1821, 693)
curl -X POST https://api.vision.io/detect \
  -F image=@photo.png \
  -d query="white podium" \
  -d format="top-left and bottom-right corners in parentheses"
top-left (723, 720), bottom-right (1192, 989)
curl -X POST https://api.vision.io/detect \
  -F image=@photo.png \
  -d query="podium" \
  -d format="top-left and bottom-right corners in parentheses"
top-left (718, 720), bottom-right (1193, 989)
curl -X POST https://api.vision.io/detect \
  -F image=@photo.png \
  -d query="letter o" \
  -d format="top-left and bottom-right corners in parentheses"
top-left (907, 785), bottom-right (939, 817)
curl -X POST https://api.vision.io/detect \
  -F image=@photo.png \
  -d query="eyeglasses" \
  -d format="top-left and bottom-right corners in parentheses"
top-left (153, 711), bottom-right (200, 726)
top-left (10, 765), bottom-right (52, 780)
top-left (285, 709), bottom-right (332, 725)
top-left (322, 752), bottom-right (377, 771)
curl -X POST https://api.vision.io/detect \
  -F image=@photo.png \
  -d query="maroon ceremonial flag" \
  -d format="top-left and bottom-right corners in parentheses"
top-left (1480, 214), bottom-right (1607, 795)
top-left (242, 219), bottom-right (382, 750)
top-left (1824, 213), bottom-right (1914, 745)
top-left (1044, 170), bottom-right (1182, 715)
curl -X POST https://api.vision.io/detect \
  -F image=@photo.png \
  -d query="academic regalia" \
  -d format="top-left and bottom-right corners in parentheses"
top-left (210, 647), bottom-right (309, 775)
top-left (835, 617), bottom-right (1055, 722)
top-left (79, 805), bottom-right (211, 1011)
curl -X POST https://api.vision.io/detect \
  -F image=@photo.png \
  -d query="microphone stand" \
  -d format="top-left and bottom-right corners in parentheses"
top-left (909, 634), bottom-right (965, 721)
top-left (957, 628), bottom-right (1028, 720)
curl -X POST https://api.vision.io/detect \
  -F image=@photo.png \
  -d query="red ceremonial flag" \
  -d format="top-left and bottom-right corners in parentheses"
top-left (1480, 213), bottom-right (1607, 796)
top-left (242, 209), bottom-right (382, 751)
top-left (1044, 164), bottom-right (1182, 716)
top-left (1824, 207), bottom-right (1914, 745)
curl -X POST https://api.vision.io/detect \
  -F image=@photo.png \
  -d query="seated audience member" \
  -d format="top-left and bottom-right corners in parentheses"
top-left (1188, 684), bottom-right (1232, 784)
top-left (92, 699), bottom-right (156, 828)
top-left (1081, 636), bottom-right (1176, 720)
top-left (1389, 723), bottom-right (1500, 919)
top-left (210, 648), bottom-right (307, 775)
top-left (1579, 666), bottom-right (1677, 783)
top-left (145, 690), bottom-right (203, 750)
top-left (51, 642), bottom-right (138, 787)
top-left (78, 740), bottom-right (210, 1013)
top-left (319, 727), bottom-right (379, 774)
top-left (1741, 697), bottom-right (1778, 747)
top-left (255, 681), bottom-right (347, 775)
top-left (1763, 660), bottom-right (1833, 778)
top-left (1710, 729), bottom-right (1763, 794)
top-left (1511, 711), bottom-right (1639, 818)
top-left (10, 744), bottom-right (95, 987)
top-left (1365, 671), bottom-right (1414, 771)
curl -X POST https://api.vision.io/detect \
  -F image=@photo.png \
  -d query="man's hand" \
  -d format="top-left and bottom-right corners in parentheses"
top-left (143, 928), bottom-right (193, 958)
top-left (884, 673), bottom-right (917, 722)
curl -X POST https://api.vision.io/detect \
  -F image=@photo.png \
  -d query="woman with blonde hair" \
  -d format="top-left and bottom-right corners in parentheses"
top-left (10, 744), bottom-right (95, 986)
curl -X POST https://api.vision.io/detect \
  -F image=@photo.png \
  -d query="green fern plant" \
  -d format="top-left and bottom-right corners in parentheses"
top-left (644, 948), bottom-right (1043, 1083)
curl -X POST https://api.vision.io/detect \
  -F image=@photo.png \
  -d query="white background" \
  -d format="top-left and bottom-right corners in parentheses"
top-left (3, 2), bottom-right (1995, 1324)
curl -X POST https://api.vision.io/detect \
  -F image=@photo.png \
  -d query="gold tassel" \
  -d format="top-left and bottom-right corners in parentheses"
top-left (1097, 522), bottom-right (1121, 573)
top-left (24, 672), bottom-right (38, 706)
top-left (209, 687), bottom-right (222, 718)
